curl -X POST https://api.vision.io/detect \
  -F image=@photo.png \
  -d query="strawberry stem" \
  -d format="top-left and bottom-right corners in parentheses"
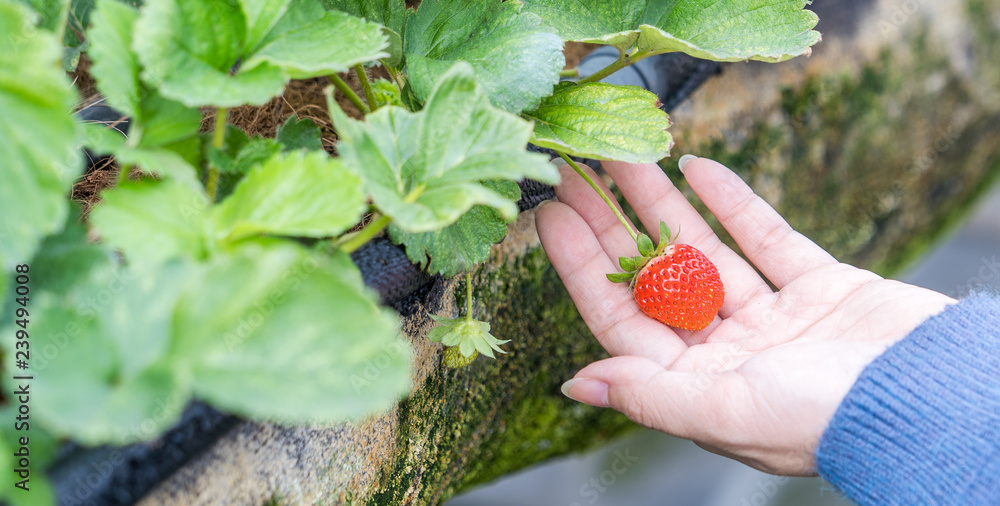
top-left (337, 214), bottom-right (390, 253)
top-left (206, 107), bottom-right (229, 202)
top-left (328, 73), bottom-right (370, 114)
top-left (465, 271), bottom-right (474, 322)
top-left (557, 151), bottom-right (638, 242)
top-left (354, 64), bottom-right (378, 111)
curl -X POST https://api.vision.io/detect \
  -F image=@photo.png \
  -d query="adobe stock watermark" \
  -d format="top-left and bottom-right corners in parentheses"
top-left (860, 123), bottom-right (960, 222)
top-left (947, 254), bottom-right (1000, 299)
top-left (739, 474), bottom-right (790, 506)
top-left (877, 0), bottom-right (926, 37)
top-left (568, 447), bottom-right (640, 506)
top-left (684, 296), bottom-right (798, 399)
top-left (349, 339), bottom-right (412, 394)
top-left (222, 255), bottom-right (319, 351)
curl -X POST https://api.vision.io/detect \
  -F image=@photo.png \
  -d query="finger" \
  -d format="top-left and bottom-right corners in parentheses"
top-left (565, 356), bottom-right (746, 442)
top-left (680, 157), bottom-right (838, 288)
top-left (601, 161), bottom-right (773, 317)
top-left (553, 162), bottom-right (637, 261)
top-left (555, 162), bottom-right (715, 346)
top-left (536, 201), bottom-right (688, 365)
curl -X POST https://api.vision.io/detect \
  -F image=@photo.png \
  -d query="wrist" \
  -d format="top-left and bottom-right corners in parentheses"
top-left (816, 293), bottom-right (1000, 504)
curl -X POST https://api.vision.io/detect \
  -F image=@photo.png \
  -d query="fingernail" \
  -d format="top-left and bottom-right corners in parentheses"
top-left (561, 378), bottom-right (610, 407)
top-left (677, 154), bottom-right (698, 174)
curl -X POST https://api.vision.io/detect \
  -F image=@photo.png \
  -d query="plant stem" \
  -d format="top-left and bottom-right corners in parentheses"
top-left (464, 271), bottom-right (474, 321)
top-left (336, 186), bottom-right (422, 253)
top-left (338, 214), bottom-right (391, 254)
top-left (559, 68), bottom-right (579, 79)
top-left (206, 107), bottom-right (228, 202)
top-left (328, 73), bottom-right (370, 114)
top-left (557, 151), bottom-right (638, 242)
top-left (382, 61), bottom-right (406, 95)
top-left (354, 64), bottom-right (378, 111)
top-left (577, 49), bottom-right (652, 85)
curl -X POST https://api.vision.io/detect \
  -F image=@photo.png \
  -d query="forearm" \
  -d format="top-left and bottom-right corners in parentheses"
top-left (816, 293), bottom-right (1000, 505)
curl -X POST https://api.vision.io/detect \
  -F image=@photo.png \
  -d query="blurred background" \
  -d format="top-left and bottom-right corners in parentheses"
top-left (446, 179), bottom-right (1000, 506)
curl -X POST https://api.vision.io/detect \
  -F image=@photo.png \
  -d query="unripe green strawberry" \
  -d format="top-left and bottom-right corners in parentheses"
top-left (443, 346), bottom-right (478, 368)
top-left (608, 222), bottom-right (724, 331)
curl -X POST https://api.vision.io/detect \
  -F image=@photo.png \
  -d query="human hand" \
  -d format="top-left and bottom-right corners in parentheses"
top-left (535, 156), bottom-right (954, 475)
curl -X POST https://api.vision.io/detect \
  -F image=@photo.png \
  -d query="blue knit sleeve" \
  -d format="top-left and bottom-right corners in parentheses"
top-left (816, 294), bottom-right (1000, 505)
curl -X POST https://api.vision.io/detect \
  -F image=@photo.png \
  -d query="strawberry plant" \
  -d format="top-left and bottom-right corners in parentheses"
top-left (0, 0), bottom-right (817, 500)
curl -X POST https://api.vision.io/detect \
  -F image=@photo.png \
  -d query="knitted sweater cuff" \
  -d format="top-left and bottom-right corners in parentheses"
top-left (816, 294), bottom-right (1000, 505)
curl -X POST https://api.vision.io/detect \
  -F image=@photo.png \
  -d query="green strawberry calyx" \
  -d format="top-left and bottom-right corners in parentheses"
top-left (606, 221), bottom-right (675, 288)
top-left (428, 314), bottom-right (510, 360)
top-left (429, 273), bottom-right (510, 368)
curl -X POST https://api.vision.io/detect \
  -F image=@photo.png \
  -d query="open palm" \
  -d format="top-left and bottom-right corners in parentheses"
top-left (535, 156), bottom-right (953, 475)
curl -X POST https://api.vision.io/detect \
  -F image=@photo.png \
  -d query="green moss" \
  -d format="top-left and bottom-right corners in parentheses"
top-left (366, 247), bottom-right (634, 505)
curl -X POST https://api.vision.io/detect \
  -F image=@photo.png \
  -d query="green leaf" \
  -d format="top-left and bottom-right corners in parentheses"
top-left (239, 0), bottom-right (292, 51)
top-left (116, 147), bottom-right (204, 189)
top-left (103, 262), bottom-right (193, 379)
top-left (212, 150), bottom-right (367, 242)
top-left (65, 0), bottom-right (98, 53)
top-left (245, 0), bottom-right (389, 79)
top-left (606, 272), bottom-right (635, 283)
top-left (232, 138), bottom-right (282, 171)
top-left (209, 137), bottom-right (282, 174)
top-left (89, 179), bottom-right (212, 266)
top-left (658, 221), bottom-right (671, 244)
top-left (524, 82), bottom-right (673, 163)
top-left (83, 122), bottom-right (203, 189)
top-left (522, 0), bottom-right (820, 62)
top-left (18, 297), bottom-right (188, 444)
top-left (19, 0), bottom-right (70, 33)
top-left (404, 0), bottom-right (564, 113)
top-left (1, 224), bottom-right (192, 445)
top-left (390, 180), bottom-right (519, 277)
top-left (90, 1), bottom-right (203, 147)
top-left (330, 62), bottom-right (559, 233)
top-left (321, 0), bottom-right (405, 38)
top-left (173, 241), bottom-right (411, 423)
top-left (12, 212), bottom-right (116, 302)
top-left (618, 255), bottom-right (637, 271)
top-left (321, 0), bottom-right (406, 67)
top-left (276, 114), bottom-right (322, 151)
top-left (137, 91), bottom-right (204, 149)
top-left (88, 0), bottom-right (141, 117)
top-left (0, 1), bottom-right (82, 272)
top-left (428, 314), bottom-right (509, 359)
top-left (204, 127), bottom-right (276, 197)
top-left (637, 232), bottom-right (654, 256)
top-left (134, 0), bottom-right (287, 107)
top-left (134, 0), bottom-right (388, 106)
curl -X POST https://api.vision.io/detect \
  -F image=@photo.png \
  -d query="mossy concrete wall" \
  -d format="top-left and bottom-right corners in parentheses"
top-left (140, 0), bottom-right (1000, 503)
top-left (668, 0), bottom-right (1000, 275)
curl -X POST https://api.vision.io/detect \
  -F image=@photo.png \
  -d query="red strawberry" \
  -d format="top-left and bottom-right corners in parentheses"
top-left (608, 222), bottom-right (724, 331)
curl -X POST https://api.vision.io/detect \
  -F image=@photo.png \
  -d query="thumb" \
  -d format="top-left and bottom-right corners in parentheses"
top-left (562, 356), bottom-right (712, 440)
